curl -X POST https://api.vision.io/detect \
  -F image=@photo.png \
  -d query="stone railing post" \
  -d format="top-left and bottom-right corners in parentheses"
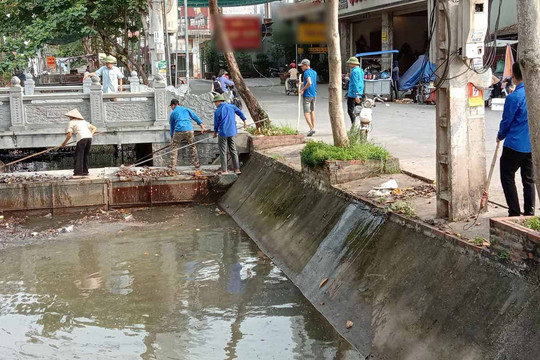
top-left (129, 71), bottom-right (140, 93)
top-left (153, 74), bottom-right (167, 125)
top-left (24, 73), bottom-right (35, 95)
top-left (9, 77), bottom-right (25, 130)
top-left (82, 76), bottom-right (92, 94)
top-left (89, 76), bottom-right (105, 126)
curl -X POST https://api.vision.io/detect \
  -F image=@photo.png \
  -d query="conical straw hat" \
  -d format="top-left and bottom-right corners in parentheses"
top-left (65, 109), bottom-right (84, 120)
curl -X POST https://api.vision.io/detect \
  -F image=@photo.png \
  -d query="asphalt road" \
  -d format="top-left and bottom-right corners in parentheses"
top-left (190, 78), bottom-right (534, 211)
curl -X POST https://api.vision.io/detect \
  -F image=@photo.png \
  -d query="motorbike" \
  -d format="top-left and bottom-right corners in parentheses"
top-left (270, 66), bottom-right (286, 78)
top-left (342, 74), bottom-right (349, 90)
top-left (227, 85), bottom-right (242, 110)
top-left (285, 77), bottom-right (299, 96)
top-left (352, 95), bottom-right (386, 141)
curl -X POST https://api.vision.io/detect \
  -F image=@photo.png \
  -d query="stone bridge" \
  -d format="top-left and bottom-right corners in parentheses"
top-left (0, 73), bottom-right (217, 150)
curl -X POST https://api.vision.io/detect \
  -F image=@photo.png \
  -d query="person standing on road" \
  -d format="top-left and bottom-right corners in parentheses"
top-left (212, 94), bottom-right (246, 174)
top-left (392, 60), bottom-right (400, 100)
top-left (61, 109), bottom-right (96, 179)
top-left (299, 59), bottom-right (317, 136)
top-left (346, 57), bottom-right (364, 127)
top-left (84, 55), bottom-right (124, 93)
top-left (285, 62), bottom-right (299, 93)
top-left (169, 99), bottom-right (207, 170)
top-left (497, 62), bottom-right (535, 217)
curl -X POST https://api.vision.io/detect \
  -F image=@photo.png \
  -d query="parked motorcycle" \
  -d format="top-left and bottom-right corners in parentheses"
top-left (342, 74), bottom-right (349, 91)
top-left (352, 95), bottom-right (386, 141)
top-left (270, 66), bottom-right (286, 78)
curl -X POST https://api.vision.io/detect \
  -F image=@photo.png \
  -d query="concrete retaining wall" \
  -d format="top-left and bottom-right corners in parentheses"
top-left (220, 152), bottom-right (540, 359)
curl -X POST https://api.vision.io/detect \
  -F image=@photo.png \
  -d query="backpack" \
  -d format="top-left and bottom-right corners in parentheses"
top-left (213, 80), bottom-right (224, 94)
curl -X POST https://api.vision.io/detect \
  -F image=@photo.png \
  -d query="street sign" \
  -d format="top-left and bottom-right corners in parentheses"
top-left (297, 23), bottom-right (327, 44)
top-left (468, 83), bottom-right (484, 107)
top-left (308, 47), bottom-right (328, 54)
top-left (157, 60), bottom-right (167, 75)
top-left (46, 56), bottom-right (56, 70)
top-left (221, 15), bottom-right (262, 50)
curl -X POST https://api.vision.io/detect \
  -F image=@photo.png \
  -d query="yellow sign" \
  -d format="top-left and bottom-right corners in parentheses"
top-left (297, 23), bottom-right (327, 44)
top-left (381, 31), bottom-right (388, 42)
top-left (468, 83), bottom-right (484, 107)
top-left (308, 47), bottom-right (328, 54)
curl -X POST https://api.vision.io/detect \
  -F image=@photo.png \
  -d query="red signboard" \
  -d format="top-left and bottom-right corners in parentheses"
top-left (46, 56), bottom-right (56, 70)
top-left (222, 16), bottom-right (262, 51)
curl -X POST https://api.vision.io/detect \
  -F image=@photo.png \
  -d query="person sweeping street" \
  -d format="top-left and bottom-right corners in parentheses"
top-left (61, 109), bottom-right (96, 178)
top-left (497, 62), bottom-right (535, 217)
top-left (169, 99), bottom-right (206, 169)
top-left (212, 94), bottom-right (246, 174)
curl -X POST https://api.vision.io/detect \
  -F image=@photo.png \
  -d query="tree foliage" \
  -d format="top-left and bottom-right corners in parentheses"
top-left (0, 0), bottom-right (149, 81)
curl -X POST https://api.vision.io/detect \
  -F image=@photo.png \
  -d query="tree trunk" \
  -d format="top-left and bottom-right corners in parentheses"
top-left (326, 0), bottom-right (349, 147)
top-left (517, 0), bottom-right (540, 198)
top-left (208, 0), bottom-right (270, 128)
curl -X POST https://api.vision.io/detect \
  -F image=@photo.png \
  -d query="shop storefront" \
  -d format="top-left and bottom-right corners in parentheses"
top-left (338, 0), bottom-right (428, 73)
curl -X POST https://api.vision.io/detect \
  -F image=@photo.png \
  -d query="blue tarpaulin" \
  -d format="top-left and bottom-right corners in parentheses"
top-left (398, 55), bottom-right (436, 91)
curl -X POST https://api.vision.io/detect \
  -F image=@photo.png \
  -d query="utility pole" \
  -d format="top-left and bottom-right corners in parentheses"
top-left (184, 0), bottom-right (190, 86)
top-left (149, 0), bottom-right (166, 78)
top-left (517, 0), bottom-right (540, 198)
top-left (435, 0), bottom-right (488, 221)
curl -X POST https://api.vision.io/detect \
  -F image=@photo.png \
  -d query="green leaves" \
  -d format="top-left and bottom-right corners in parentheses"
top-left (0, 0), bottom-right (148, 76)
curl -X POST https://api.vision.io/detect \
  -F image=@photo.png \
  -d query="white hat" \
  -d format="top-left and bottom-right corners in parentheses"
top-left (65, 109), bottom-right (84, 120)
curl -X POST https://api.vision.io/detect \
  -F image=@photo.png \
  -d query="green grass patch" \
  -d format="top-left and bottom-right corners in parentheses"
top-left (247, 124), bottom-right (298, 136)
top-left (301, 139), bottom-right (391, 168)
top-left (470, 237), bottom-right (486, 246)
top-left (523, 216), bottom-right (540, 231)
top-left (389, 200), bottom-right (416, 217)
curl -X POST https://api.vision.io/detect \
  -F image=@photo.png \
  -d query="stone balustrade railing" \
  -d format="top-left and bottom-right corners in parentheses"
top-left (1, 72), bottom-right (168, 132)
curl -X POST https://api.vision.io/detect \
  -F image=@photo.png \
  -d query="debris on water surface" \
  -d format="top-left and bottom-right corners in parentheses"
top-left (319, 278), bottom-right (328, 288)
top-left (115, 166), bottom-right (182, 179)
top-left (346, 320), bottom-right (354, 329)
top-left (0, 174), bottom-right (71, 184)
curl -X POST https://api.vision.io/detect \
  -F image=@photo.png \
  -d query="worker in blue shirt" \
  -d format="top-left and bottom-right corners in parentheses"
top-left (212, 94), bottom-right (246, 174)
top-left (497, 62), bottom-right (535, 216)
top-left (169, 99), bottom-right (206, 169)
top-left (217, 69), bottom-right (234, 93)
top-left (346, 56), bottom-right (364, 127)
top-left (299, 59), bottom-right (317, 136)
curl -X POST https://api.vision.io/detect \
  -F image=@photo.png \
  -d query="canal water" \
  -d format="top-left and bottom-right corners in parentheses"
top-left (0, 206), bottom-right (361, 359)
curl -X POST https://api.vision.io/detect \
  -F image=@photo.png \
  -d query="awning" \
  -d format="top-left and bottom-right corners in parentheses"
top-left (486, 39), bottom-right (518, 47)
top-left (186, 0), bottom-right (276, 7)
top-left (355, 50), bottom-right (399, 57)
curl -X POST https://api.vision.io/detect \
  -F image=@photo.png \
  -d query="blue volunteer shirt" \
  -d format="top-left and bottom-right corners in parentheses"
top-left (169, 106), bottom-right (202, 137)
top-left (217, 76), bottom-right (234, 92)
top-left (302, 68), bottom-right (317, 97)
top-left (497, 83), bottom-right (531, 153)
top-left (214, 103), bottom-right (246, 137)
top-left (348, 66), bottom-right (364, 98)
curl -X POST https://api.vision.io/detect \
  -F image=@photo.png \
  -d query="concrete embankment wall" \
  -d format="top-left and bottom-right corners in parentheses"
top-left (220, 152), bottom-right (540, 360)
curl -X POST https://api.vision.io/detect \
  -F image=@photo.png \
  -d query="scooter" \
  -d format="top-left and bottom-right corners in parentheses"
top-left (285, 78), bottom-right (299, 96)
top-left (352, 95), bottom-right (386, 141)
top-left (227, 85), bottom-right (242, 110)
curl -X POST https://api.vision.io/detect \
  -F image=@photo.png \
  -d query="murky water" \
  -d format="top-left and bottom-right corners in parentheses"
top-left (0, 206), bottom-right (360, 359)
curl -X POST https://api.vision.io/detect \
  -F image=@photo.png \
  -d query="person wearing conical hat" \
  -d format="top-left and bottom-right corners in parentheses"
top-left (84, 55), bottom-right (124, 93)
top-left (212, 94), bottom-right (246, 174)
top-left (346, 56), bottom-right (364, 127)
top-left (61, 109), bottom-right (96, 178)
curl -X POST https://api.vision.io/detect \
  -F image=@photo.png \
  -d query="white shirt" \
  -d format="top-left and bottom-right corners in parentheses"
top-left (288, 68), bottom-right (299, 79)
top-left (95, 66), bottom-right (124, 93)
top-left (67, 120), bottom-right (93, 142)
